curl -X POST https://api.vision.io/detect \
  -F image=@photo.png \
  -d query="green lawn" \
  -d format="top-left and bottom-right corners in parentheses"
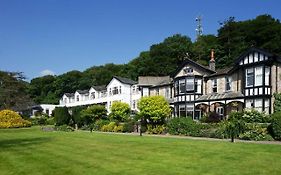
top-left (0, 127), bottom-right (280, 175)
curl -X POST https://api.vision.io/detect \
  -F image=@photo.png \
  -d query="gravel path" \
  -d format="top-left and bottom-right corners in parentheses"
top-left (89, 131), bottom-right (281, 145)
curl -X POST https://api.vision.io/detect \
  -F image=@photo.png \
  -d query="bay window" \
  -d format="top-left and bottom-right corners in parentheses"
top-left (265, 67), bottom-right (270, 86)
top-left (246, 68), bottom-right (254, 87)
top-left (186, 78), bottom-right (194, 92)
top-left (179, 80), bottom-right (185, 94)
top-left (255, 67), bottom-right (263, 86)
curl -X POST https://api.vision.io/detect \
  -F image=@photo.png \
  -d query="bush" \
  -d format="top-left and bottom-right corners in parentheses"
top-left (101, 122), bottom-right (117, 132)
top-left (123, 120), bottom-right (136, 133)
top-left (239, 123), bottom-right (273, 141)
top-left (0, 109), bottom-right (31, 128)
top-left (54, 107), bottom-right (71, 126)
top-left (80, 105), bottom-right (107, 126)
top-left (109, 102), bottom-right (130, 122)
top-left (167, 117), bottom-right (200, 136)
top-left (46, 117), bottom-right (55, 125)
top-left (269, 112), bottom-right (281, 140)
top-left (113, 125), bottom-right (124, 132)
top-left (147, 124), bottom-right (166, 134)
top-left (71, 106), bottom-right (86, 128)
top-left (202, 112), bottom-right (222, 123)
top-left (93, 119), bottom-right (110, 131)
top-left (54, 124), bottom-right (74, 132)
top-left (242, 109), bottom-right (270, 123)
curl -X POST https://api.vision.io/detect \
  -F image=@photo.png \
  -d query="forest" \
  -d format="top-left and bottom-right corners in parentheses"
top-left (1, 14), bottom-right (281, 109)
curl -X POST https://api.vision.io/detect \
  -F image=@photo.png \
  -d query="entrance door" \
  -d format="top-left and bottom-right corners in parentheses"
top-left (216, 107), bottom-right (224, 119)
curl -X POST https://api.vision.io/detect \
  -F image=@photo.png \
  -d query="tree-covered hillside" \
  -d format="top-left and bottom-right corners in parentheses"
top-left (25, 14), bottom-right (281, 104)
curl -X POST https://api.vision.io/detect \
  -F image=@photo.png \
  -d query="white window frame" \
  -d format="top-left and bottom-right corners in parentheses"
top-left (246, 68), bottom-right (254, 87)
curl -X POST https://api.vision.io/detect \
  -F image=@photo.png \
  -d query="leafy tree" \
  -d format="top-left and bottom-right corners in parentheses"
top-left (28, 75), bottom-right (57, 104)
top-left (109, 102), bottom-right (130, 122)
top-left (54, 107), bottom-right (71, 126)
top-left (138, 96), bottom-right (171, 125)
top-left (224, 111), bottom-right (246, 142)
top-left (0, 71), bottom-right (34, 111)
top-left (80, 105), bottom-right (107, 125)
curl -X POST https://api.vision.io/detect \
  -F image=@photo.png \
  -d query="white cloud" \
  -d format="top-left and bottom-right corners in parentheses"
top-left (40, 69), bottom-right (55, 76)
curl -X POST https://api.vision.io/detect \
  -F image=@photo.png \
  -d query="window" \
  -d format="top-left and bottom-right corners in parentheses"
top-left (225, 76), bottom-right (232, 91)
top-left (76, 95), bottom-right (79, 102)
top-left (264, 99), bottom-right (270, 114)
top-left (156, 88), bottom-right (159, 95)
top-left (184, 67), bottom-right (193, 74)
top-left (246, 68), bottom-right (254, 87)
top-left (109, 88), bottom-right (112, 95)
top-left (91, 92), bottom-right (95, 99)
top-left (195, 79), bottom-right (202, 93)
top-left (175, 81), bottom-right (179, 95)
top-left (179, 105), bottom-right (186, 117)
top-left (119, 86), bottom-right (122, 94)
top-left (179, 79), bottom-right (185, 94)
top-left (46, 109), bottom-right (49, 115)
top-left (165, 88), bottom-right (169, 98)
top-left (112, 87), bottom-right (118, 95)
top-left (64, 98), bottom-right (67, 104)
top-left (212, 79), bottom-right (217, 93)
top-left (255, 66), bottom-right (263, 86)
top-left (255, 99), bottom-right (263, 112)
top-left (246, 99), bottom-right (254, 108)
top-left (186, 78), bottom-right (194, 92)
top-left (265, 67), bottom-right (270, 86)
top-left (132, 100), bottom-right (136, 109)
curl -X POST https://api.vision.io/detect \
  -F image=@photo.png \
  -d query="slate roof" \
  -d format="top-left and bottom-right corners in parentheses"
top-left (196, 91), bottom-right (244, 102)
top-left (114, 76), bottom-right (137, 85)
top-left (207, 67), bottom-right (233, 78)
top-left (138, 76), bottom-right (171, 86)
top-left (92, 85), bottom-right (106, 91)
top-left (76, 90), bottom-right (89, 95)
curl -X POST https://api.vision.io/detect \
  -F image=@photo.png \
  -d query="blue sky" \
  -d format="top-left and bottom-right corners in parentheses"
top-left (0, 0), bottom-right (280, 80)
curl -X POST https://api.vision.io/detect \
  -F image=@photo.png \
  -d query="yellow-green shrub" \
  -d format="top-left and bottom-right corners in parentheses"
top-left (0, 110), bottom-right (31, 128)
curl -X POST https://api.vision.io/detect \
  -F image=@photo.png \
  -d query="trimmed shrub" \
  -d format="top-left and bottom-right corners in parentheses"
top-left (54, 107), bottom-right (71, 126)
top-left (71, 106), bottom-right (86, 128)
top-left (147, 124), bottom-right (166, 134)
top-left (0, 109), bottom-right (31, 128)
top-left (80, 105), bottom-right (107, 125)
top-left (269, 112), bottom-right (281, 140)
top-left (167, 117), bottom-right (200, 136)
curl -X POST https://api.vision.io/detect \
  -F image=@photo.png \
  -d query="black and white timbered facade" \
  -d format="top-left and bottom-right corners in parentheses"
top-left (172, 48), bottom-right (281, 119)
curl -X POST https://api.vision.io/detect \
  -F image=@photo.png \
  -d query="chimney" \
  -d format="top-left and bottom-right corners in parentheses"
top-left (209, 49), bottom-right (216, 71)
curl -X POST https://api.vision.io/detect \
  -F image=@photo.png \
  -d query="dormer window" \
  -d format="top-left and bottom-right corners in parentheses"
top-left (76, 95), bottom-right (79, 102)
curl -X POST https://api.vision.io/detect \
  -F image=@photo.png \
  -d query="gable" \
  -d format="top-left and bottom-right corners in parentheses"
top-left (172, 59), bottom-right (215, 78)
top-left (236, 48), bottom-right (272, 66)
top-left (174, 61), bottom-right (213, 78)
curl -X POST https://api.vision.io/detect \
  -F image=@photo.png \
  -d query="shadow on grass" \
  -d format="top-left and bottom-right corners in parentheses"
top-left (0, 137), bottom-right (52, 149)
